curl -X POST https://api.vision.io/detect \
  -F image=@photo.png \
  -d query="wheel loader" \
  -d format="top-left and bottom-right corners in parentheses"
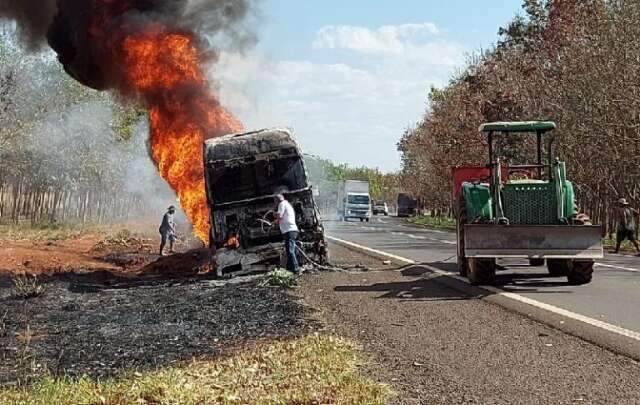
top-left (453, 121), bottom-right (604, 285)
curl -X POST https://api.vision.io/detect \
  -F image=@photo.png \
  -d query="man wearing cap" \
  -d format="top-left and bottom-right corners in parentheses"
top-left (159, 205), bottom-right (177, 256)
top-left (274, 193), bottom-right (300, 274)
top-left (614, 198), bottom-right (640, 254)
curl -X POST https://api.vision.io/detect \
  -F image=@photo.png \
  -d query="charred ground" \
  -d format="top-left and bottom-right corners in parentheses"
top-left (0, 229), bottom-right (323, 385)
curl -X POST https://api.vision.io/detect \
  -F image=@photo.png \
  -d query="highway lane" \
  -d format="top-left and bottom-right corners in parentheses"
top-left (325, 216), bottom-right (640, 337)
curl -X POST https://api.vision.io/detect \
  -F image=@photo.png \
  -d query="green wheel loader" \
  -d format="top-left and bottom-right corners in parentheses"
top-left (453, 121), bottom-right (604, 285)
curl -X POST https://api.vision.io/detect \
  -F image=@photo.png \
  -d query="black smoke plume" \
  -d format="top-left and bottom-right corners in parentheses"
top-left (0, 0), bottom-right (256, 90)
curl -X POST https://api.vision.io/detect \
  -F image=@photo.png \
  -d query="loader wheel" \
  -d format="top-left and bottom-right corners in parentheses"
top-left (467, 258), bottom-right (496, 285)
top-left (529, 258), bottom-right (545, 267)
top-left (456, 197), bottom-right (469, 277)
top-left (547, 259), bottom-right (570, 277)
top-left (567, 260), bottom-right (594, 285)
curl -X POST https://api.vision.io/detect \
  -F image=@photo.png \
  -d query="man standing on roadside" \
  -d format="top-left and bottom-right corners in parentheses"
top-left (159, 205), bottom-right (177, 256)
top-left (274, 193), bottom-right (300, 274)
top-left (614, 198), bottom-right (640, 254)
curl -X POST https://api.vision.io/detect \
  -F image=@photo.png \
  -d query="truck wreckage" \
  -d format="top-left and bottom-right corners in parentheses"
top-left (204, 128), bottom-right (329, 277)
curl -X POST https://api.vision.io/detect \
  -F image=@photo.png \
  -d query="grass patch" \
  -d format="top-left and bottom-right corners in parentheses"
top-left (408, 215), bottom-right (456, 230)
top-left (0, 221), bottom-right (105, 241)
top-left (0, 334), bottom-right (394, 405)
top-left (603, 237), bottom-right (639, 254)
top-left (12, 275), bottom-right (46, 299)
top-left (267, 268), bottom-right (297, 288)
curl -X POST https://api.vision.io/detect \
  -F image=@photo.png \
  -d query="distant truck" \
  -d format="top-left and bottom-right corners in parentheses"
top-left (337, 180), bottom-right (372, 222)
top-left (397, 193), bottom-right (418, 217)
top-left (203, 128), bottom-right (328, 277)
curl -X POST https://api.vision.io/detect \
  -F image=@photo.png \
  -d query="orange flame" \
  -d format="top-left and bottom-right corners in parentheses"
top-left (121, 29), bottom-right (242, 242)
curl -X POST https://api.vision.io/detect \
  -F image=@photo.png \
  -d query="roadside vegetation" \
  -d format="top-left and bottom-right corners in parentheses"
top-left (408, 214), bottom-right (456, 230)
top-left (11, 275), bottom-right (46, 299)
top-left (399, 0), bottom-right (640, 233)
top-left (0, 221), bottom-right (107, 241)
top-left (0, 335), bottom-right (393, 405)
top-left (0, 29), bottom-right (172, 229)
top-left (267, 268), bottom-right (298, 288)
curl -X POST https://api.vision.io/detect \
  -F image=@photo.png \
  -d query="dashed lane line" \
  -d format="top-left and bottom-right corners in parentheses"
top-left (596, 263), bottom-right (640, 274)
top-left (326, 235), bottom-right (640, 343)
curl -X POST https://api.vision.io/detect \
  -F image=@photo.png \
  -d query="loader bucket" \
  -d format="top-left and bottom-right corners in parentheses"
top-left (463, 224), bottom-right (604, 259)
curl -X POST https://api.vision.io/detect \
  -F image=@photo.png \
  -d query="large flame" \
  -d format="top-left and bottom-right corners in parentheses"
top-left (121, 29), bottom-right (242, 242)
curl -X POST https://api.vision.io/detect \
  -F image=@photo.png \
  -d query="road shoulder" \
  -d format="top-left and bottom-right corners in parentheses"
top-left (328, 235), bottom-right (640, 362)
top-left (297, 245), bottom-right (640, 404)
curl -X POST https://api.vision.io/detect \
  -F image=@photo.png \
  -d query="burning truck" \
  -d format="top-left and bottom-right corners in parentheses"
top-left (204, 128), bottom-right (328, 277)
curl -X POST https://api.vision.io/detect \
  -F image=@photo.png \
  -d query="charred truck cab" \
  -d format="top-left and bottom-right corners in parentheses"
top-left (204, 128), bottom-right (328, 277)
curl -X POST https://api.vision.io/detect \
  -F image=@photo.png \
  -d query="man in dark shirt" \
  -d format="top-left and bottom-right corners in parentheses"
top-left (159, 205), bottom-right (177, 256)
top-left (614, 198), bottom-right (640, 254)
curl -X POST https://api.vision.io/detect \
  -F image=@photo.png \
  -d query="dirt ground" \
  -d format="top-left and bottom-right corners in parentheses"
top-left (0, 229), bottom-right (319, 385)
top-left (4, 233), bottom-right (640, 404)
top-left (0, 229), bottom-right (210, 278)
top-left (298, 247), bottom-right (640, 405)
top-left (0, 231), bottom-right (389, 386)
top-left (0, 238), bottom-right (121, 275)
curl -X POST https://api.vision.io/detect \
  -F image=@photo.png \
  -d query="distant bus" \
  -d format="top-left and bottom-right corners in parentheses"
top-left (397, 193), bottom-right (418, 217)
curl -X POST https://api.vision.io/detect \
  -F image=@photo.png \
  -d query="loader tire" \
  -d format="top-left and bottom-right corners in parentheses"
top-left (457, 197), bottom-right (469, 277)
top-left (468, 258), bottom-right (496, 285)
top-left (547, 259), bottom-right (570, 277)
top-left (567, 260), bottom-right (594, 285)
top-left (529, 258), bottom-right (545, 267)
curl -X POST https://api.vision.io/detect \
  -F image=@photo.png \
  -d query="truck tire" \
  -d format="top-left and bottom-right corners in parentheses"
top-left (457, 197), bottom-right (469, 277)
top-left (547, 259), bottom-right (570, 277)
top-left (567, 260), bottom-right (594, 285)
top-left (468, 258), bottom-right (496, 285)
top-left (529, 258), bottom-right (545, 267)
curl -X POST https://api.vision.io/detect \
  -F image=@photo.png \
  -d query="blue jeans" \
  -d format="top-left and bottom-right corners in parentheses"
top-left (284, 231), bottom-right (299, 273)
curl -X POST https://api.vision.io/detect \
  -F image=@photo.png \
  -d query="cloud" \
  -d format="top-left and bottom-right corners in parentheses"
top-left (313, 23), bottom-right (441, 54)
top-left (211, 24), bottom-right (466, 171)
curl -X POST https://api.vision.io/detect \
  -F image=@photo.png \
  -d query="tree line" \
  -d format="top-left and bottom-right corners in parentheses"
top-left (399, 0), bottom-right (640, 231)
top-left (0, 29), bottom-right (164, 227)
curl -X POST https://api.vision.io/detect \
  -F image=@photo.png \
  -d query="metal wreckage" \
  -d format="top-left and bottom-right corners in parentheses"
top-left (204, 128), bottom-right (329, 277)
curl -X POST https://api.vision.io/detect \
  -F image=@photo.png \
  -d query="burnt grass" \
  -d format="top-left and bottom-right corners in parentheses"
top-left (0, 269), bottom-right (318, 385)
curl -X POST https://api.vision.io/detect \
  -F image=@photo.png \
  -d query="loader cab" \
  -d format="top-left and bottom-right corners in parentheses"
top-left (481, 121), bottom-right (557, 183)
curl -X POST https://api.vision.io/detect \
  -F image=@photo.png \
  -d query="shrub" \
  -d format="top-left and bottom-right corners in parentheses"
top-left (268, 268), bottom-right (297, 288)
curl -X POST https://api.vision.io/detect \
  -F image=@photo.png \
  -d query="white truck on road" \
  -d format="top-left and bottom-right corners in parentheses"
top-left (337, 180), bottom-right (372, 222)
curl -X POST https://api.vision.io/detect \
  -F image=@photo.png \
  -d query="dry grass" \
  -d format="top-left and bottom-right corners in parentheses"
top-left (0, 334), bottom-right (394, 405)
top-left (408, 215), bottom-right (456, 230)
top-left (12, 275), bottom-right (46, 299)
top-left (0, 221), bottom-right (104, 241)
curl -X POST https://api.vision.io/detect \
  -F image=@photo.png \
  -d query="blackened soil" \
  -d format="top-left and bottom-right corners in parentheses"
top-left (0, 271), bottom-right (318, 385)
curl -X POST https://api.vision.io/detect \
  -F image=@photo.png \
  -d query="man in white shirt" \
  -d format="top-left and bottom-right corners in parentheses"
top-left (275, 193), bottom-right (300, 274)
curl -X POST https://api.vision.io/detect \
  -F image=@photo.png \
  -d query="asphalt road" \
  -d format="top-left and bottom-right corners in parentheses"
top-left (325, 216), bottom-right (640, 340)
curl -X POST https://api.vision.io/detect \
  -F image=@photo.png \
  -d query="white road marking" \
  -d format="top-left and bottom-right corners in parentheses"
top-left (326, 235), bottom-right (640, 343)
top-left (377, 218), bottom-right (388, 224)
top-left (438, 239), bottom-right (457, 245)
top-left (596, 263), bottom-right (640, 274)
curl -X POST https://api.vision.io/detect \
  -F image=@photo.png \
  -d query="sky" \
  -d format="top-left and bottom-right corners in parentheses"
top-left (215, 0), bottom-right (524, 172)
